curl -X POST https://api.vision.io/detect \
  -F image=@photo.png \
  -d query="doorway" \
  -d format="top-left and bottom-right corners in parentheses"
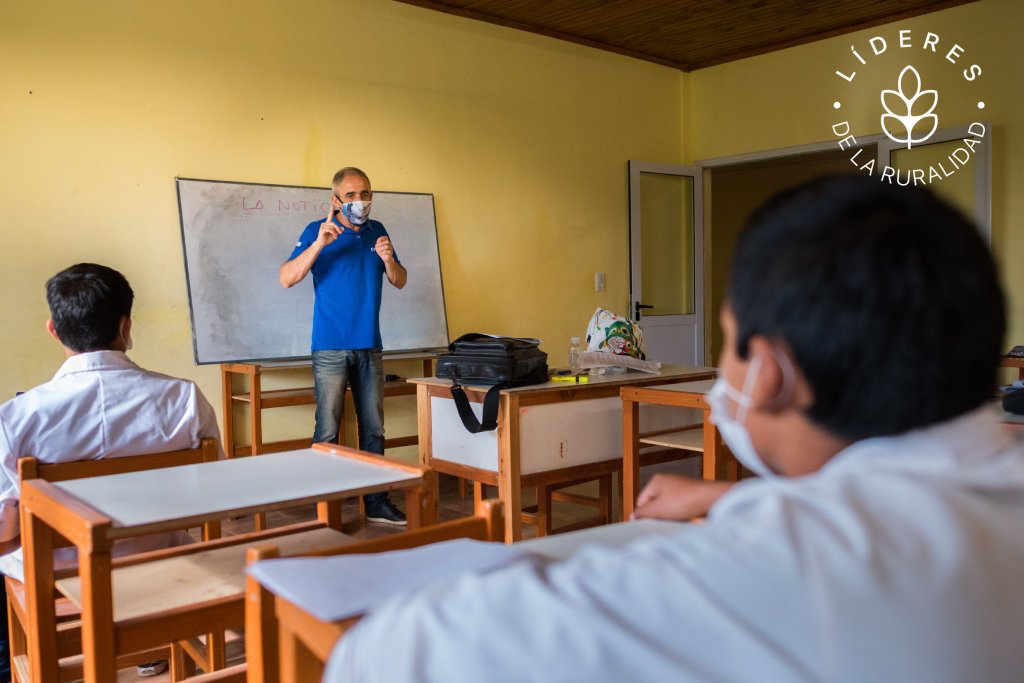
top-left (704, 147), bottom-right (869, 362)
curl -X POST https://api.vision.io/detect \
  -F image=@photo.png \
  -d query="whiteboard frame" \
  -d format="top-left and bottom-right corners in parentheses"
top-left (175, 177), bottom-right (450, 365)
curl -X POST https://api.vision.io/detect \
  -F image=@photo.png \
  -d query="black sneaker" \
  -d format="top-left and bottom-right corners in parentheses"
top-left (365, 498), bottom-right (407, 526)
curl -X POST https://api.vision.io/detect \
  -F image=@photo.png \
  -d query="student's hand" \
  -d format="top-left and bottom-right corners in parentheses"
top-left (374, 236), bottom-right (395, 263)
top-left (317, 203), bottom-right (342, 246)
top-left (633, 474), bottom-right (735, 522)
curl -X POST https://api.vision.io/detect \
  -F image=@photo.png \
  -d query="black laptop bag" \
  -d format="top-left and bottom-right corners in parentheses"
top-left (435, 334), bottom-right (548, 433)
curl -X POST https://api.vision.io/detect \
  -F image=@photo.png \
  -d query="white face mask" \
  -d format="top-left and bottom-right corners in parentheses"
top-left (341, 200), bottom-right (372, 226)
top-left (706, 352), bottom-right (794, 478)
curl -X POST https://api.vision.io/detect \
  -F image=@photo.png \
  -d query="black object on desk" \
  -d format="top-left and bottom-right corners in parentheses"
top-left (1004, 388), bottom-right (1024, 415)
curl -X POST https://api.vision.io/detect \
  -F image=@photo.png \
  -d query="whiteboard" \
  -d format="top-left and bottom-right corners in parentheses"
top-left (176, 178), bottom-right (448, 364)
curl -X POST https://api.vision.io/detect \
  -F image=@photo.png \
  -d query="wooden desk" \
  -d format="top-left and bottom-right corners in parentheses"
top-left (19, 445), bottom-right (437, 683)
top-left (412, 365), bottom-right (716, 542)
top-left (620, 379), bottom-right (738, 520)
top-left (250, 519), bottom-right (685, 681)
top-left (221, 355), bottom-right (433, 457)
top-left (1001, 355), bottom-right (1024, 380)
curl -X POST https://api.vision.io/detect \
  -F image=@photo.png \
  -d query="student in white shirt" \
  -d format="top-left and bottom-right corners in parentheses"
top-left (327, 176), bottom-right (1024, 683)
top-left (0, 263), bottom-right (222, 679)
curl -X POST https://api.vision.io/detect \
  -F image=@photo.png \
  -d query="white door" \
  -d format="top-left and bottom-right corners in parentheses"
top-left (628, 161), bottom-right (705, 366)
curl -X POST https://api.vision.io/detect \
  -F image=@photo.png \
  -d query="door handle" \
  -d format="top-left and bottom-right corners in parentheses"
top-left (634, 302), bottom-right (654, 320)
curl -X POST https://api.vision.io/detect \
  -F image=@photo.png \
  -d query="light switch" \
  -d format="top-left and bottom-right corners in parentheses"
top-left (595, 272), bottom-right (605, 292)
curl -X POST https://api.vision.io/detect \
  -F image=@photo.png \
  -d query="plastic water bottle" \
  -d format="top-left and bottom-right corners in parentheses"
top-left (568, 336), bottom-right (582, 374)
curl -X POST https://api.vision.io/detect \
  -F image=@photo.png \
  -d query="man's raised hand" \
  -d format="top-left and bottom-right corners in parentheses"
top-left (318, 200), bottom-right (342, 246)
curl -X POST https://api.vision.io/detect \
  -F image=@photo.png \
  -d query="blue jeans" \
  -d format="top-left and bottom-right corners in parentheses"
top-left (312, 349), bottom-right (387, 506)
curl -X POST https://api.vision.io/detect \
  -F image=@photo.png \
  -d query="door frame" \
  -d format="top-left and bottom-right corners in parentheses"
top-left (694, 123), bottom-right (991, 358)
top-left (627, 160), bottom-right (705, 366)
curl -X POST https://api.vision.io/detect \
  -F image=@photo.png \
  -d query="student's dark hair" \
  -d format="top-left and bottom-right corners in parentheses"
top-left (46, 263), bottom-right (134, 353)
top-left (728, 174), bottom-right (1005, 440)
top-left (332, 167), bottom-right (371, 188)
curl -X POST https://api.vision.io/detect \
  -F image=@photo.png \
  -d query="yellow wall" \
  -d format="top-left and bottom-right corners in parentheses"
top-left (691, 0), bottom-right (1024, 350)
top-left (0, 0), bottom-right (684, 454)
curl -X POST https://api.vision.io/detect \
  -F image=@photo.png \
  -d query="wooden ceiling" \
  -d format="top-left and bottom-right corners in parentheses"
top-left (394, 0), bottom-right (978, 71)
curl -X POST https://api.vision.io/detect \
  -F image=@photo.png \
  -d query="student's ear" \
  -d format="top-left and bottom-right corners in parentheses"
top-left (118, 316), bottom-right (133, 351)
top-left (746, 336), bottom-right (811, 412)
top-left (45, 319), bottom-right (60, 343)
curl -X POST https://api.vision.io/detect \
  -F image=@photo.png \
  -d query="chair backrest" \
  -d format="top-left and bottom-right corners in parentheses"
top-left (18, 437), bottom-right (223, 551)
top-left (17, 437), bottom-right (220, 484)
top-left (307, 496), bottom-right (503, 557)
top-left (244, 499), bottom-right (504, 683)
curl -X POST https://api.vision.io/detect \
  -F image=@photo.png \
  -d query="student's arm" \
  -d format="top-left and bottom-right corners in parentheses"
top-left (375, 236), bottom-right (407, 289)
top-left (0, 500), bottom-right (18, 555)
top-left (633, 474), bottom-right (735, 521)
top-left (0, 423), bottom-right (20, 554)
top-left (193, 386), bottom-right (225, 459)
top-left (280, 212), bottom-right (342, 288)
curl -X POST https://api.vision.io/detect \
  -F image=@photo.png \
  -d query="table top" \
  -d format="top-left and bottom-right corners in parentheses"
top-left (53, 449), bottom-right (420, 530)
top-left (222, 351), bottom-right (441, 370)
top-left (520, 519), bottom-right (685, 559)
top-left (626, 378), bottom-right (716, 396)
top-left (408, 364), bottom-right (715, 394)
top-left (249, 519), bottom-right (686, 623)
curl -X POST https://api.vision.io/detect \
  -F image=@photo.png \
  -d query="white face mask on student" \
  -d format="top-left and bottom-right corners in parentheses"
top-left (706, 351), bottom-right (794, 478)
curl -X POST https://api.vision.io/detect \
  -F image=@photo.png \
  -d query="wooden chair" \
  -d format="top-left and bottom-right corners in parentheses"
top-left (245, 499), bottom-right (504, 683)
top-left (534, 471), bottom-right (614, 535)
top-left (471, 469), bottom-right (616, 537)
top-left (8, 438), bottom-right (221, 682)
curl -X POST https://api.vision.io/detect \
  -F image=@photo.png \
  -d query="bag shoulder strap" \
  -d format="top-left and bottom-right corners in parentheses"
top-left (449, 382), bottom-right (503, 433)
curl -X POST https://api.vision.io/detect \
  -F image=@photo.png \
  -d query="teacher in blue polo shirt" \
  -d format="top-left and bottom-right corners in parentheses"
top-left (279, 167), bottom-right (409, 525)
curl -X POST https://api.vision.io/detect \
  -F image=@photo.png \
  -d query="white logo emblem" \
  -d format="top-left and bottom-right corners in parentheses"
top-left (829, 30), bottom-right (986, 185)
top-left (880, 65), bottom-right (938, 149)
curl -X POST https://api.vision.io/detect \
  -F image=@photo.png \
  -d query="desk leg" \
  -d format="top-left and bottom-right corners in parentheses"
top-left (221, 366), bottom-right (235, 459)
top-left (405, 469), bottom-right (438, 529)
top-left (416, 385), bottom-right (432, 468)
top-left (245, 546), bottom-right (280, 683)
top-left (497, 393), bottom-right (522, 543)
top-left (23, 512), bottom-right (58, 683)
top-left (78, 542), bottom-right (116, 683)
top-left (415, 385), bottom-right (441, 524)
top-left (280, 628), bottom-right (323, 683)
top-left (621, 398), bottom-right (641, 520)
top-left (316, 501), bottom-right (343, 530)
top-left (250, 368), bottom-right (263, 457)
top-left (702, 409), bottom-right (737, 481)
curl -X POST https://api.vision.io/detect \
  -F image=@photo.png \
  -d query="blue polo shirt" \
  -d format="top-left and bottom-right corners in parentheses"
top-left (288, 217), bottom-right (400, 351)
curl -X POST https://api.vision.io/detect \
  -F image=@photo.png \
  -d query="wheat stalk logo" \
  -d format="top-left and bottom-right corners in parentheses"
top-left (881, 65), bottom-right (939, 149)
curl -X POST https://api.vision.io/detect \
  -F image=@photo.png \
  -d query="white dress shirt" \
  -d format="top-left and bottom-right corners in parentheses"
top-left (328, 407), bottom-right (1024, 683)
top-left (0, 350), bottom-right (222, 581)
